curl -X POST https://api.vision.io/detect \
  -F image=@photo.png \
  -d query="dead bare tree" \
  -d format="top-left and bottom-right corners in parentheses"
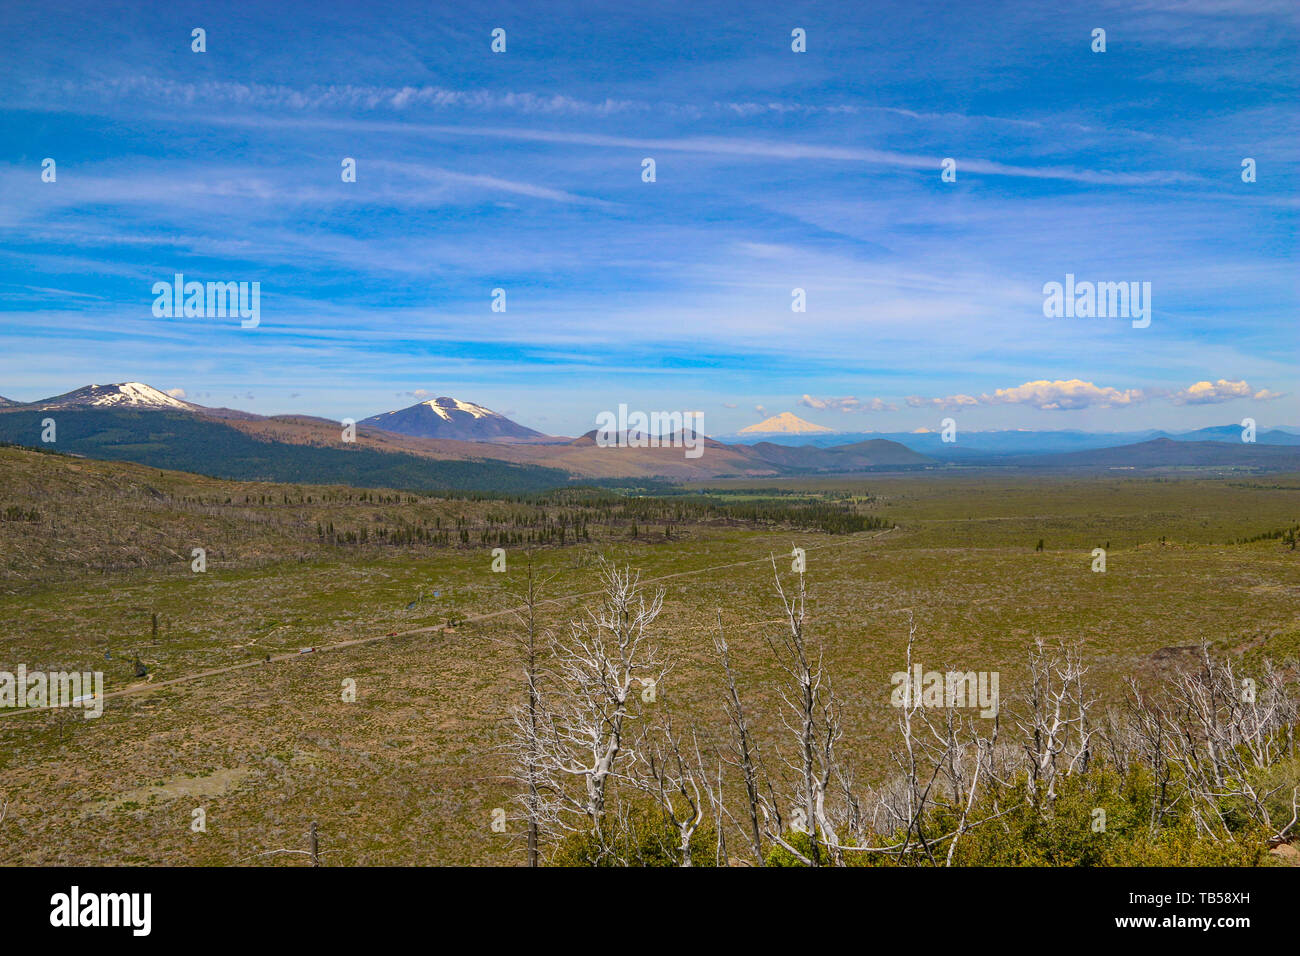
top-left (1145, 645), bottom-right (1299, 843)
top-left (500, 553), bottom-right (558, 867)
top-left (760, 556), bottom-right (844, 866)
top-left (832, 610), bottom-right (1011, 866)
top-left (706, 759), bottom-right (729, 866)
top-left (521, 558), bottom-right (669, 859)
top-left (1116, 678), bottom-right (1177, 835)
top-left (246, 822), bottom-right (322, 866)
top-left (1008, 637), bottom-right (1094, 809)
top-left (891, 609), bottom-right (930, 858)
top-left (634, 713), bottom-right (707, 866)
top-left (502, 553), bottom-right (1297, 867)
top-left (48, 698), bottom-right (75, 742)
top-left (712, 612), bottom-right (765, 865)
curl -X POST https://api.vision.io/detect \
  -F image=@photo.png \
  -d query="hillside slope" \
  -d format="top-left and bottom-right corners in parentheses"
top-left (360, 396), bottom-right (546, 441)
top-left (0, 409), bottom-right (569, 493)
top-left (1015, 437), bottom-right (1300, 470)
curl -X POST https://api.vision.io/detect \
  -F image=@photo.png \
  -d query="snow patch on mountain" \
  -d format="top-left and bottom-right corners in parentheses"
top-left (359, 395), bottom-right (545, 441)
top-left (422, 397), bottom-right (495, 421)
top-left (33, 382), bottom-right (196, 411)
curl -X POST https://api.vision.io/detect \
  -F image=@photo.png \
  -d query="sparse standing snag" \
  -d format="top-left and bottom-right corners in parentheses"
top-left (502, 552), bottom-right (557, 867)
top-left (248, 822), bottom-right (323, 866)
top-left (762, 555), bottom-right (843, 866)
top-left (517, 557), bottom-right (668, 862)
top-left (712, 612), bottom-right (765, 865)
top-left (1141, 644), bottom-right (1300, 844)
top-left (1009, 637), bottom-right (1094, 808)
top-left (634, 712), bottom-right (706, 866)
top-left (50, 700), bottom-right (71, 742)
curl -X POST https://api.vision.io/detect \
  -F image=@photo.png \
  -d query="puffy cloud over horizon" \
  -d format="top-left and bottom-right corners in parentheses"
top-left (865, 377), bottom-right (1285, 416)
top-left (902, 380), bottom-right (1137, 412)
top-left (905, 393), bottom-right (980, 411)
top-left (800, 394), bottom-right (897, 413)
top-left (1171, 379), bottom-right (1284, 405)
top-left (985, 379), bottom-right (1145, 411)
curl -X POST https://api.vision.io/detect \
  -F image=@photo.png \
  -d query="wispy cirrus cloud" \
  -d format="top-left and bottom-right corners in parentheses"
top-left (193, 116), bottom-right (1205, 188)
top-left (16, 76), bottom-right (1219, 153)
top-left (1, 0), bottom-right (1295, 431)
top-left (22, 76), bottom-right (650, 118)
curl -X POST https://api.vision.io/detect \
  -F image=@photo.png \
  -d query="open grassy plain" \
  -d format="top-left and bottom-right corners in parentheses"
top-left (1, 446), bottom-right (1296, 864)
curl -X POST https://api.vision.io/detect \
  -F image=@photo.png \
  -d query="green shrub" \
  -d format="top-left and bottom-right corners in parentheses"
top-left (550, 805), bottom-right (721, 867)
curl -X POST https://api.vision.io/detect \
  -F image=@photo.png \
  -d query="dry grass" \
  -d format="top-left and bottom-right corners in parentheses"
top-left (1, 448), bottom-right (1296, 864)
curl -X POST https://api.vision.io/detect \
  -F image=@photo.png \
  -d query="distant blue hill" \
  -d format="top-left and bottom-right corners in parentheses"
top-left (716, 426), bottom-right (1300, 458)
top-left (1158, 425), bottom-right (1300, 445)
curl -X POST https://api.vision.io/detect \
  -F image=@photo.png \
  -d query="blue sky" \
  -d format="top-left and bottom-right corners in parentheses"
top-left (0, 0), bottom-right (1295, 435)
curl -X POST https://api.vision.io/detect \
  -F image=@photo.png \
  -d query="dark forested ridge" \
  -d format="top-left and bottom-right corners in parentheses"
top-left (0, 409), bottom-right (570, 494)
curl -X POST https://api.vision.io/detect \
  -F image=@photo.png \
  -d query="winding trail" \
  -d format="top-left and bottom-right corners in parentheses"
top-left (1, 526), bottom-right (897, 718)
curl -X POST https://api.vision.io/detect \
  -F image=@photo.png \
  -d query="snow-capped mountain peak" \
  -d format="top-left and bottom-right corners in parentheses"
top-left (32, 382), bottom-right (196, 411)
top-left (739, 411), bottom-right (834, 434)
top-left (360, 395), bottom-right (545, 442)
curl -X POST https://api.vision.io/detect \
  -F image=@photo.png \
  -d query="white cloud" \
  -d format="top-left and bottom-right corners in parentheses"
top-left (905, 393), bottom-right (980, 410)
top-left (1170, 379), bottom-right (1279, 404)
top-left (800, 394), bottom-right (896, 412)
top-left (166, 387), bottom-right (186, 399)
top-left (984, 379), bottom-right (1144, 411)
top-left (905, 379), bottom-right (1144, 411)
